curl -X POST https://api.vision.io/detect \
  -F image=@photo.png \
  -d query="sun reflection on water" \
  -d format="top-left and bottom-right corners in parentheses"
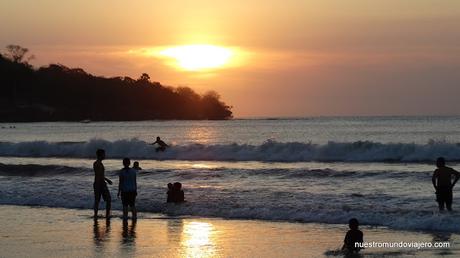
top-left (181, 221), bottom-right (216, 258)
top-left (191, 163), bottom-right (214, 169)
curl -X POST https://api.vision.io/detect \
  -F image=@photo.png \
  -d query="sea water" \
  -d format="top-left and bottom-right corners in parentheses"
top-left (1, 117), bottom-right (460, 232)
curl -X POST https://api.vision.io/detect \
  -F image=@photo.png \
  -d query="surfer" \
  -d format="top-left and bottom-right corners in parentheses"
top-left (93, 149), bottom-right (112, 218)
top-left (432, 157), bottom-right (460, 211)
top-left (151, 136), bottom-right (169, 152)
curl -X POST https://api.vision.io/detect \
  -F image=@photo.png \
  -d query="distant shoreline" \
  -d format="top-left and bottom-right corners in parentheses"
top-left (2, 115), bottom-right (460, 123)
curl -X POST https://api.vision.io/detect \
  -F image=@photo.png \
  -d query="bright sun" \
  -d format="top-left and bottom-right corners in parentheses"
top-left (159, 45), bottom-right (233, 71)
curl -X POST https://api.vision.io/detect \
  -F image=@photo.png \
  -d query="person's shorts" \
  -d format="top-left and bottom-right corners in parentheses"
top-left (436, 188), bottom-right (453, 203)
top-left (121, 192), bottom-right (137, 206)
top-left (94, 182), bottom-right (111, 202)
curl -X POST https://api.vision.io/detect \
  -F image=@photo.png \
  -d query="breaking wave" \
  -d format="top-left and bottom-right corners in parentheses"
top-left (1, 139), bottom-right (460, 162)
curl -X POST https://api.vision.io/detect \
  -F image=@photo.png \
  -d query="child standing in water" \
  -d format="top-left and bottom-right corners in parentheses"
top-left (118, 158), bottom-right (138, 220)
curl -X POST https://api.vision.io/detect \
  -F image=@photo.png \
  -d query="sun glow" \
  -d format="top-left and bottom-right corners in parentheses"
top-left (159, 45), bottom-right (233, 71)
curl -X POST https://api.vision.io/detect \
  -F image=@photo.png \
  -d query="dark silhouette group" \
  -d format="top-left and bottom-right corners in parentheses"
top-left (93, 147), bottom-right (459, 255)
top-left (167, 182), bottom-right (185, 203)
top-left (93, 143), bottom-right (184, 221)
top-left (342, 156), bottom-right (460, 254)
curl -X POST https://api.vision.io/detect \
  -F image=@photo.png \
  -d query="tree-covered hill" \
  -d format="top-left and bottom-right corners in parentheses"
top-left (0, 45), bottom-right (233, 121)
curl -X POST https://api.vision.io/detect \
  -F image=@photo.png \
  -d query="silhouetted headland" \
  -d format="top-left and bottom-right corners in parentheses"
top-left (0, 45), bottom-right (233, 121)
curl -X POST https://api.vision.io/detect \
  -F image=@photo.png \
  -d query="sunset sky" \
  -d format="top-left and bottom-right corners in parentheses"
top-left (1, 0), bottom-right (460, 117)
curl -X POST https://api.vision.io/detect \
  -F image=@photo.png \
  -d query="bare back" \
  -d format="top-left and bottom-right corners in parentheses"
top-left (93, 160), bottom-right (105, 184)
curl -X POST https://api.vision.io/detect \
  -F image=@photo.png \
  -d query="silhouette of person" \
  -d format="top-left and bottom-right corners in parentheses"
top-left (151, 136), bottom-right (169, 152)
top-left (133, 161), bottom-right (142, 170)
top-left (166, 183), bottom-right (173, 203)
top-left (342, 218), bottom-right (364, 254)
top-left (93, 149), bottom-right (112, 218)
top-left (166, 182), bottom-right (185, 203)
top-left (118, 158), bottom-right (138, 220)
top-left (432, 157), bottom-right (460, 211)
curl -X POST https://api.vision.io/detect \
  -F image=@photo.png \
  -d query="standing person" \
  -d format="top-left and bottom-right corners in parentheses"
top-left (151, 136), bottom-right (169, 152)
top-left (118, 158), bottom-right (138, 220)
top-left (93, 149), bottom-right (112, 218)
top-left (432, 157), bottom-right (460, 211)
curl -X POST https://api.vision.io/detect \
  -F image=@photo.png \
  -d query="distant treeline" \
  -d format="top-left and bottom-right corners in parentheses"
top-left (0, 45), bottom-right (232, 121)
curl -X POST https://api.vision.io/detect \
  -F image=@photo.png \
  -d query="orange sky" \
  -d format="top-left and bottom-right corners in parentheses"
top-left (1, 0), bottom-right (460, 117)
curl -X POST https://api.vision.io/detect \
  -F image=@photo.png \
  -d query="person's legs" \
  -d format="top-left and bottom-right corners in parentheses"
top-left (123, 205), bottom-right (129, 220)
top-left (132, 192), bottom-right (137, 219)
top-left (131, 204), bottom-right (137, 220)
top-left (121, 191), bottom-right (128, 220)
top-left (105, 199), bottom-right (111, 218)
top-left (102, 185), bottom-right (112, 218)
top-left (94, 184), bottom-right (102, 217)
top-left (94, 200), bottom-right (100, 217)
top-left (438, 199), bottom-right (445, 211)
top-left (438, 189), bottom-right (450, 211)
top-left (446, 190), bottom-right (453, 211)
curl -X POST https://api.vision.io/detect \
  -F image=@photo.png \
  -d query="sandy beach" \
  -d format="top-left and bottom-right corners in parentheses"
top-left (0, 205), bottom-right (458, 258)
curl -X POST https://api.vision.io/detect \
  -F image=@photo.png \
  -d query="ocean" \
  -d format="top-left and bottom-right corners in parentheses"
top-left (1, 117), bottom-right (460, 232)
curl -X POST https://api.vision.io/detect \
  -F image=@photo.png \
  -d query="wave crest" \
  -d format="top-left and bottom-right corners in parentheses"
top-left (1, 139), bottom-right (459, 162)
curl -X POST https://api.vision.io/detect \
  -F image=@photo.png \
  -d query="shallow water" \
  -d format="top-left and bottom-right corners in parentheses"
top-left (1, 205), bottom-right (458, 258)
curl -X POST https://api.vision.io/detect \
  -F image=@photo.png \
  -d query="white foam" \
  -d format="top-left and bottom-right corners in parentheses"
top-left (0, 165), bottom-right (458, 232)
top-left (0, 138), bottom-right (459, 162)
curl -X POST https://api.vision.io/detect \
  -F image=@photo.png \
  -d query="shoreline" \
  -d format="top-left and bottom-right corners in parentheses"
top-left (0, 202), bottom-right (455, 235)
top-left (1, 205), bottom-right (459, 257)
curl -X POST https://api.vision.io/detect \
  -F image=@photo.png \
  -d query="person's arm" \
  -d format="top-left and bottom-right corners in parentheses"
top-left (105, 177), bottom-right (112, 185)
top-left (179, 191), bottom-right (184, 202)
top-left (151, 140), bottom-right (158, 145)
top-left (134, 173), bottom-right (137, 192)
top-left (118, 173), bottom-right (123, 198)
top-left (342, 231), bottom-right (350, 250)
top-left (452, 170), bottom-right (460, 188)
top-left (432, 171), bottom-right (438, 191)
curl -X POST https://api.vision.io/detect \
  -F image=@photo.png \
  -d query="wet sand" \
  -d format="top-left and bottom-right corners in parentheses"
top-left (0, 205), bottom-right (458, 258)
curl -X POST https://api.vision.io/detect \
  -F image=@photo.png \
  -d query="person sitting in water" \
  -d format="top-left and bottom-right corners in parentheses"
top-left (166, 182), bottom-right (185, 203)
top-left (151, 136), bottom-right (169, 152)
top-left (133, 161), bottom-right (142, 170)
top-left (166, 183), bottom-right (174, 203)
top-left (432, 157), bottom-right (460, 211)
top-left (342, 218), bottom-right (364, 254)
